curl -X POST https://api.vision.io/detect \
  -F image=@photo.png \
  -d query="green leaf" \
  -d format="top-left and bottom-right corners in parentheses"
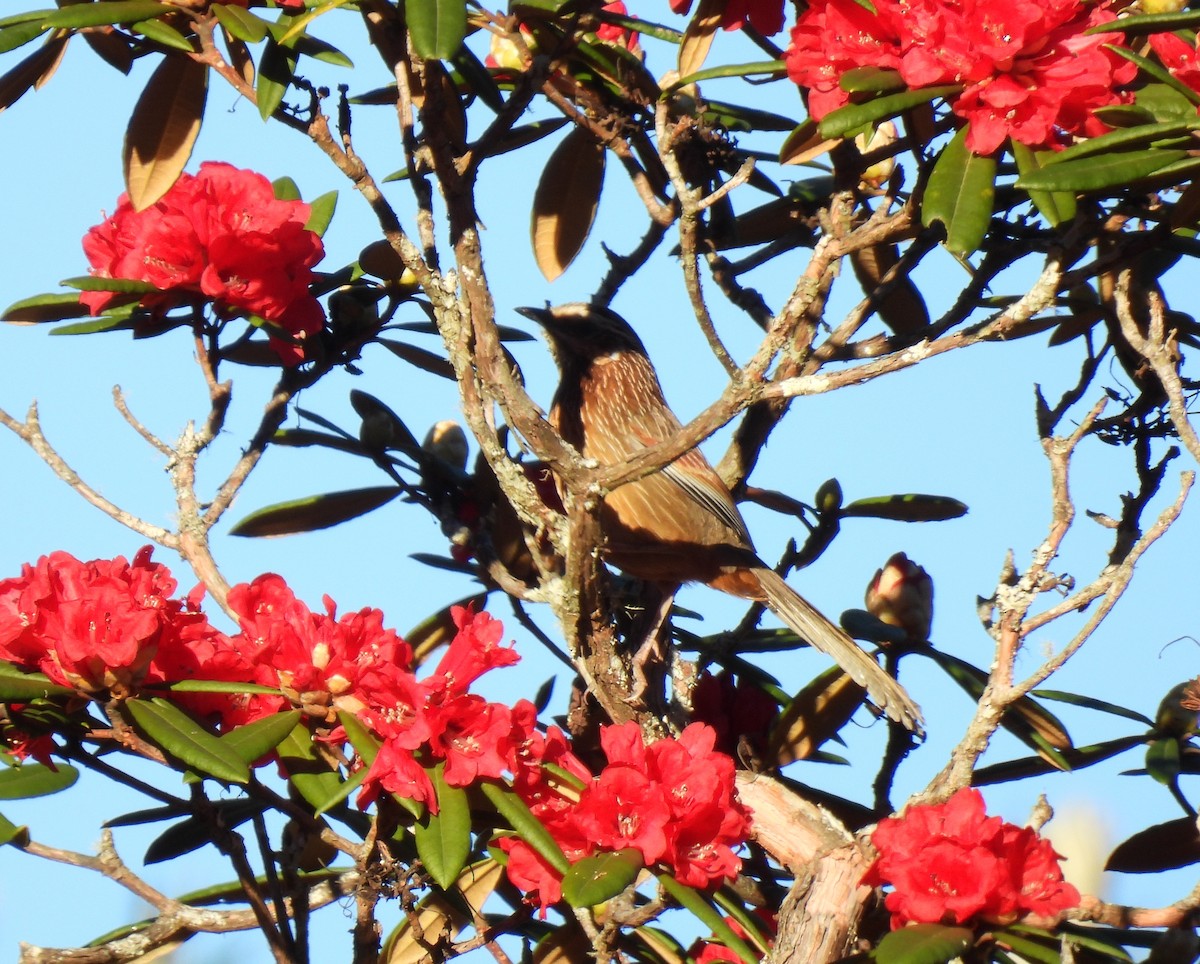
top-left (818, 85), bottom-right (960, 140)
top-left (292, 34), bottom-right (353, 68)
top-left (378, 339), bottom-right (455, 379)
top-left (229, 486), bottom-right (402, 537)
top-left (1028, 143), bottom-right (1183, 193)
top-left (1011, 141), bottom-right (1075, 227)
top-left (561, 848), bottom-right (642, 908)
top-left (1106, 816), bottom-right (1200, 873)
top-left (256, 39), bottom-right (297, 120)
top-left (219, 709), bottom-right (302, 766)
top-left (480, 778), bottom-right (569, 874)
top-left (60, 275), bottom-right (159, 294)
top-left (143, 798), bottom-right (263, 864)
top-left (125, 697), bottom-right (250, 784)
top-left (407, 0), bottom-right (467, 60)
top-left (277, 721), bottom-right (346, 812)
top-left (105, 803), bottom-right (190, 828)
top-left (991, 929), bottom-right (1062, 964)
top-left (873, 923), bottom-right (974, 964)
top-left (211, 3), bottom-right (270, 43)
top-left (451, 44), bottom-right (503, 113)
top-left (415, 764), bottom-right (472, 890)
top-left (274, 0), bottom-right (357, 45)
top-left (1087, 8), bottom-right (1200, 34)
top-left (1032, 689), bottom-right (1154, 727)
top-left (839, 66), bottom-right (906, 94)
top-left (304, 190), bottom-right (338, 237)
top-left (0, 763), bottom-right (78, 799)
top-left (0, 663), bottom-right (73, 701)
top-left (338, 710), bottom-right (381, 767)
top-left (0, 810), bottom-right (28, 846)
top-left (273, 175), bottom-right (301, 200)
top-left (972, 735), bottom-right (1149, 785)
top-left (50, 314), bottom-right (138, 336)
top-left (40, 1), bottom-right (171, 28)
top-left (157, 679), bottom-right (282, 695)
top-left (670, 59), bottom-right (784, 90)
top-left (1107, 43), bottom-right (1200, 106)
top-left (841, 493), bottom-right (968, 522)
top-left (1146, 736), bottom-right (1181, 785)
top-left (133, 17), bottom-right (195, 52)
top-left (2, 291), bottom-right (90, 325)
top-left (656, 875), bottom-right (758, 964)
top-left (921, 125), bottom-right (996, 256)
top-left (0, 21), bottom-right (47, 55)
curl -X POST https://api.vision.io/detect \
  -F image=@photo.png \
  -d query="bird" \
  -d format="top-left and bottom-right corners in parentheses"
top-left (518, 302), bottom-right (923, 734)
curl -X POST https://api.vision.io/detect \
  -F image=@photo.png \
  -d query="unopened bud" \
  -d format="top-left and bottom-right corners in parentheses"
top-left (865, 552), bottom-right (933, 642)
top-left (1156, 678), bottom-right (1200, 738)
top-left (856, 121), bottom-right (897, 190)
top-left (488, 26), bottom-right (536, 72)
top-left (1140, 0), bottom-right (1188, 12)
top-left (422, 420), bottom-right (469, 471)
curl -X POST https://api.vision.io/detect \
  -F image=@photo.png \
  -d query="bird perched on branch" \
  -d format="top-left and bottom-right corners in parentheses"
top-left (519, 302), bottom-right (923, 735)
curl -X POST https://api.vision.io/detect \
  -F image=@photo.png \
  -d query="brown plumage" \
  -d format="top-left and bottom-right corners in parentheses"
top-left (521, 302), bottom-right (923, 734)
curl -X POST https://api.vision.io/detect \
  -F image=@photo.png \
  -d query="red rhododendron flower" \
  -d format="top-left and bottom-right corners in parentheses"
top-left (500, 720), bottom-right (751, 911)
top-left (1151, 31), bottom-right (1200, 96)
top-left (785, 0), bottom-right (1135, 153)
top-left (670, 0), bottom-right (785, 35)
top-left (81, 162), bottom-right (325, 365)
top-left (597, 1), bottom-right (640, 52)
top-left (862, 787), bottom-right (1080, 928)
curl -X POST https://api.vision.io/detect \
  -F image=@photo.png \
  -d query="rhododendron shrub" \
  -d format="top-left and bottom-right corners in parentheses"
top-left (785, 0), bottom-right (1137, 153)
top-left (669, 0), bottom-right (785, 35)
top-left (80, 162), bottom-right (326, 364)
top-left (863, 787), bottom-right (1080, 928)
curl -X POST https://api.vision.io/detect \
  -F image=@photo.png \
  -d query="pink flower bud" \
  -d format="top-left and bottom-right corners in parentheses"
top-left (865, 552), bottom-right (933, 642)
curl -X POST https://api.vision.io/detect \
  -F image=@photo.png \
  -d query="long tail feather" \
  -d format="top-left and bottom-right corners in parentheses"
top-left (754, 567), bottom-right (924, 736)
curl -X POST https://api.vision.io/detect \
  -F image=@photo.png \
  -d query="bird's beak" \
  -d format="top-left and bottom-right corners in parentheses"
top-left (516, 305), bottom-right (552, 328)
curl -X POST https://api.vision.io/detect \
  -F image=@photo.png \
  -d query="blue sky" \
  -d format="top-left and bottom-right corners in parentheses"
top-left (1, 6), bottom-right (1199, 960)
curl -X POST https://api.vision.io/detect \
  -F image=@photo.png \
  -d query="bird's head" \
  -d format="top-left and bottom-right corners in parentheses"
top-left (517, 303), bottom-right (647, 365)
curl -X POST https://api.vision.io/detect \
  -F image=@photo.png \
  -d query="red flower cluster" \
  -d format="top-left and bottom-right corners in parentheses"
top-left (0, 548), bottom-right (226, 695)
top-left (670, 0), bottom-right (785, 35)
top-left (863, 788), bottom-right (1080, 928)
top-left (785, 0), bottom-right (1136, 154)
top-left (81, 162), bottom-right (326, 365)
top-left (499, 721), bottom-right (751, 909)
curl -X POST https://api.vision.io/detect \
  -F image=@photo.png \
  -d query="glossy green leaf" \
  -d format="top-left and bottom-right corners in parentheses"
top-left (1033, 689), bottom-right (1154, 727)
top-left (49, 314), bottom-right (138, 336)
top-left (480, 778), bottom-right (569, 874)
top-left (561, 848), bottom-right (642, 908)
top-left (230, 486), bottom-right (401, 537)
top-left (1011, 141), bottom-right (1075, 227)
top-left (700, 99), bottom-right (796, 133)
top-left (415, 764), bottom-right (472, 890)
top-left (992, 930), bottom-right (1062, 964)
top-left (1107, 43), bottom-right (1200, 106)
top-left (2, 292), bottom-right (90, 325)
top-left (1136, 83), bottom-right (1200, 123)
top-left (274, 0), bottom-right (357, 46)
top-left (60, 276), bottom-right (158, 293)
top-left (839, 66), bottom-right (905, 94)
top-left (338, 710), bottom-right (381, 768)
top-left (133, 17), bottom-right (194, 52)
top-left (0, 810), bottom-right (28, 846)
top-left (143, 798), bottom-right (263, 864)
top-left (818, 84), bottom-right (960, 140)
top-left (407, 0), bottom-right (467, 60)
top-left (0, 21), bottom-right (47, 55)
top-left (304, 190), bottom-right (338, 237)
top-left (873, 923), bottom-right (974, 964)
top-left (922, 125), bottom-right (996, 256)
top-left (841, 493), bottom-right (968, 522)
top-left (656, 875), bottom-right (758, 964)
top-left (273, 175), bottom-right (301, 200)
top-left (256, 39), bottom-right (296, 120)
top-left (40, 1), bottom-right (171, 28)
top-left (1146, 736), bottom-right (1181, 785)
top-left (0, 663), bottom-right (73, 700)
top-left (277, 721), bottom-right (346, 812)
top-left (1106, 816), bottom-right (1200, 873)
top-left (1087, 8), bottom-right (1200, 34)
top-left (220, 710), bottom-right (302, 766)
top-left (1052, 121), bottom-right (1199, 168)
top-left (670, 59), bottom-right (783, 89)
top-left (292, 35), bottom-right (353, 68)
top-left (0, 762), bottom-right (78, 799)
top-left (125, 697), bottom-right (250, 784)
top-left (158, 679), bottom-right (282, 695)
top-left (211, 3), bottom-right (270, 43)
top-left (451, 44), bottom-right (503, 113)
top-left (972, 735), bottom-right (1149, 785)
